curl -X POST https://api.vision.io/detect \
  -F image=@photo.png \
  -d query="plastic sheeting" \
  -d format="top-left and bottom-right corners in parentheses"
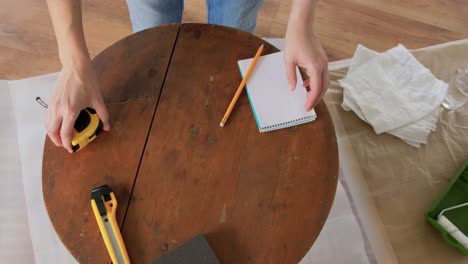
top-left (325, 39), bottom-right (468, 263)
top-left (0, 80), bottom-right (35, 263)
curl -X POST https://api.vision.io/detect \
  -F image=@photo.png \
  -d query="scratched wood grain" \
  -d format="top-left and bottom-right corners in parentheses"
top-left (42, 24), bottom-right (179, 263)
top-left (121, 24), bottom-right (338, 264)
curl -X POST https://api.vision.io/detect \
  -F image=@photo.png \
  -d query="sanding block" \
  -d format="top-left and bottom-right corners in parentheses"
top-left (152, 234), bottom-right (219, 264)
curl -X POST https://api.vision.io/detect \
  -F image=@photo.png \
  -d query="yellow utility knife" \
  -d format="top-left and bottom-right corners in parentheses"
top-left (91, 185), bottom-right (130, 264)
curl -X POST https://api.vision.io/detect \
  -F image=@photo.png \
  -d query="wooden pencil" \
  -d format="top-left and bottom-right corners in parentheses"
top-left (220, 44), bottom-right (264, 127)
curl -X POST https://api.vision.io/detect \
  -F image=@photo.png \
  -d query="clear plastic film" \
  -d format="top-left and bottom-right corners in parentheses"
top-left (324, 39), bottom-right (468, 264)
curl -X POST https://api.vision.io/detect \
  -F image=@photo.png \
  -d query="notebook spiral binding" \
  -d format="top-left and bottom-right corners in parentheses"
top-left (260, 115), bottom-right (316, 132)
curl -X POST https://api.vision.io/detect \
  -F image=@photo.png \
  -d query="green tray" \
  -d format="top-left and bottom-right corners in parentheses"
top-left (426, 160), bottom-right (468, 255)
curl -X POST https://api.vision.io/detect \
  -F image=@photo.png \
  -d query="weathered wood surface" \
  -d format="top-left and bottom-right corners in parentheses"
top-left (43, 24), bottom-right (338, 264)
top-left (42, 24), bottom-right (179, 263)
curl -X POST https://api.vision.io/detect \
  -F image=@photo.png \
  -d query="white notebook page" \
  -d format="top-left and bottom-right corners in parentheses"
top-left (238, 51), bottom-right (316, 132)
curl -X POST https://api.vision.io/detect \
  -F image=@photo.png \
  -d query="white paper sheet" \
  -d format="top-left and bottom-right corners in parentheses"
top-left (238, 51), bottom-right (317, 132)
top-left (0, 80), bottom-right (35, 263)
top-left (8, 74), bottom-right (77, 264)
top-left (299, 175), bottom-right (371, 264)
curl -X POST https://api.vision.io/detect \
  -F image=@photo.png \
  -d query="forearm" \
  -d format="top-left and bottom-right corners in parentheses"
top-left (288, 0), bottom-right (318, 31)
top-left (46, 0), bottom-right (89, 66)
top-left (284, 0), bottom-right (327, 111)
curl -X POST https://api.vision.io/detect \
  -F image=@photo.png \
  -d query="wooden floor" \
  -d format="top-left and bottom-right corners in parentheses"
top-left (0, 0), bottom-right (467, 78)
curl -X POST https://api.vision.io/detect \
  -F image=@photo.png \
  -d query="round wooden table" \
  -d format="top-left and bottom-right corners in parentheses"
top-left (43, 23), bottom-right (338, 264)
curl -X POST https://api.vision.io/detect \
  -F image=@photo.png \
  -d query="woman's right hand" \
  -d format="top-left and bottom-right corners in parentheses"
top-left (46, 56), bottom-right (110, 153)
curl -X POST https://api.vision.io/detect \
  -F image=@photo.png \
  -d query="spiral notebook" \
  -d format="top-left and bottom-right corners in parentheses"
top-left (238, 51), bottom-right (317, 132)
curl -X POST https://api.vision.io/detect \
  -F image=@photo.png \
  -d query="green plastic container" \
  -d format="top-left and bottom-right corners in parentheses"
top-left (426, 160), bottom-right (468, 255)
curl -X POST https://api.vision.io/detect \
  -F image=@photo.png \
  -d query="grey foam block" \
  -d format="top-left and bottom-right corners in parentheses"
top-left (152, 234), bottom-right (220, 264)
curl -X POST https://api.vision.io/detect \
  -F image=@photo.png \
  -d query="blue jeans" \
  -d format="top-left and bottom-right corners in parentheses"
top-left (126, 0), bottom-right (264, 33)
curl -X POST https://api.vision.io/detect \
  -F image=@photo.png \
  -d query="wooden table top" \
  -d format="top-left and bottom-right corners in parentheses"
top-left (42, 23), bottom-right (338, 264)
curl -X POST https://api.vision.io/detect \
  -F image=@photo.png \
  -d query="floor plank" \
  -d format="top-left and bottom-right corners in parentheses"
top-left (1, 0), bottom-right (466, 79)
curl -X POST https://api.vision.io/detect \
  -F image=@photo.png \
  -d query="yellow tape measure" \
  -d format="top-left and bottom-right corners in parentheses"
top-left (91, 185), bottom-right (130, 264)
top-left (36, 97), bottom-right (103, 152)
top-left (71, 107), bottom-right (103, 152)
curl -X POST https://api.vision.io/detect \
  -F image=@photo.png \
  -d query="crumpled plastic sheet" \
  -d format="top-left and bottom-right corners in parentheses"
top-left (325, 39), bottom-right (468, 264)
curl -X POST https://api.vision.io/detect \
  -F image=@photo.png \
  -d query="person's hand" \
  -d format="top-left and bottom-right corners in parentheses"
top-left (46, 57), bottom-right (110, 153)
top-left (284, 23), bottom-right (328, 111)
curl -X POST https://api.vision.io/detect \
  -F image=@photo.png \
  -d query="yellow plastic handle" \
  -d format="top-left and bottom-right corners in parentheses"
top-left (91, 192), bottom-right (131, 264)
